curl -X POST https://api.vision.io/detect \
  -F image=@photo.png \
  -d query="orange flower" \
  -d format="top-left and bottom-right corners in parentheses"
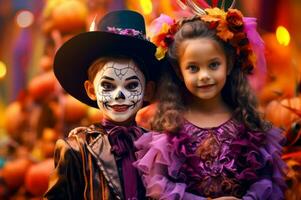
top-left (216, 20), bottom-right (233, 41)
top-left (226, 9), bottom-right (244, 33)
top-left (230, 32), bottom-right (247, 48)
top-left (201, 8), bottom-right (225, 24)
top-left (204, 7), bottom-right (226, 19)
top-left (199, 8), bottom-right (256, 73)
top-left (201, 15), bottom-right (221, 23)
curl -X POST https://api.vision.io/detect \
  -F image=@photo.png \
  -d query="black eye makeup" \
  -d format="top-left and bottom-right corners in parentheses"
top-left (101, 81), bottom-right (115, 91)
top-left (125, 81), bottom-right (139, 91)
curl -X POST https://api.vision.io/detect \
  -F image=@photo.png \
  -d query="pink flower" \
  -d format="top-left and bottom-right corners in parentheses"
top-left (149, 14), bottom-right (175, 38)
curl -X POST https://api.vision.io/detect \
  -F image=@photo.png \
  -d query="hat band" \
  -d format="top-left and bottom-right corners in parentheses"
top-left (107, 26), bottom-right (148, 41)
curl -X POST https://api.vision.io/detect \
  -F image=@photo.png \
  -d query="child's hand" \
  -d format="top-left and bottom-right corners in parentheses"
top-left (211, 197), bottom-right (241, 200)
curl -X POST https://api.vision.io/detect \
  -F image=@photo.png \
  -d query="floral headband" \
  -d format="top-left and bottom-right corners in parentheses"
top-left (150, 5), bottom-right (266, 76)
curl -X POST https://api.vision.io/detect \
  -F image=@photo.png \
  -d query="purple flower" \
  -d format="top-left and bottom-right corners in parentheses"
top-left (107, 26), bottom-right (147, 40)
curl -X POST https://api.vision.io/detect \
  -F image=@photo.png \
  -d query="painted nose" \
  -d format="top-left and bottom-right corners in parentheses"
top-left (114, 91), bottom-right (126, 100)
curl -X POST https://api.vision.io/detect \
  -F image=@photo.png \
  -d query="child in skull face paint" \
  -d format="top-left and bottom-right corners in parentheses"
top-left (86, 57), bottom-right (149, 125)
top-left (44, 10), bottom-right (158, 200)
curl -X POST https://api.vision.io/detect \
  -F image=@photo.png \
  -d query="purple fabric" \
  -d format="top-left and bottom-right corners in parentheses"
top-left (242, 128), bottom-right (287, 200)
top-left (102, 119), bottom-right (143, 200)
top-left (134, 119), bottom-right (286, 199)
top-left (243, 17), bottom-right (267, 93)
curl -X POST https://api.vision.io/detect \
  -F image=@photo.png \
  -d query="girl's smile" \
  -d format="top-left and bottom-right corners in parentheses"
top-left (197, 83), bottom-right (216, 89)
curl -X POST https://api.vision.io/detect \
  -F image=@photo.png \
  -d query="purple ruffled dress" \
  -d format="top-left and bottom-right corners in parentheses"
top-left (134, 119), bottom-right (286, 200)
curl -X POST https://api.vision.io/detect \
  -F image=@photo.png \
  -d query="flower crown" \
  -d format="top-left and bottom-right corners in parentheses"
top-left (150, 6), bottom-right (266, 75)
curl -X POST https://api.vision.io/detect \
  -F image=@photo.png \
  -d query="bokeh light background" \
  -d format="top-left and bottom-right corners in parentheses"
top-left (0, 0), bottom-right (301, 199)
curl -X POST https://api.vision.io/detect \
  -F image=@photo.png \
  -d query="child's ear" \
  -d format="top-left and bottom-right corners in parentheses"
top-left (143, 81), bottom-right (155, 102)
top-left (84, 80), bottom-right (97, 100)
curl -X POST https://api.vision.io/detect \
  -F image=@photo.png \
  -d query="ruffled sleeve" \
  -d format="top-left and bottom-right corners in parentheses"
top-left (134, 132), bottom-right (206, 200)
top-left (242, 127), bottom-right (287, 200)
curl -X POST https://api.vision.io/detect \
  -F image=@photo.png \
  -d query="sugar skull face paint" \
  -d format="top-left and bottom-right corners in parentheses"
top-left (93, 59), bottom-right (145, 122)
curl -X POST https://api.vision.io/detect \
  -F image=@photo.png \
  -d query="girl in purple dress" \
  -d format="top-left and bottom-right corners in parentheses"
top-left (134, 6), bottom-right (286, 200)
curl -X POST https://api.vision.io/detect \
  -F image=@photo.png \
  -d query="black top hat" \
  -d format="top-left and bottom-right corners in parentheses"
top-left (53, 10), bottom-right (158, 108)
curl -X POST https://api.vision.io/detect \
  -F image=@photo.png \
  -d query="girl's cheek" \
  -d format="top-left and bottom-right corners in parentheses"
top-left (188, 76), bottom-right (197, 83)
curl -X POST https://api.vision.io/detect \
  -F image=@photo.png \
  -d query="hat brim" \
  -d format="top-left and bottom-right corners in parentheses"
top-left (54, 31), bottom-right (158, 108)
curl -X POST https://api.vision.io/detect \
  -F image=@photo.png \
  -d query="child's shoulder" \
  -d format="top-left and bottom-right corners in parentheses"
top-left (57, 124), bottom-right (105, 150)
top-left (67, 124), bottom-right (104, 138)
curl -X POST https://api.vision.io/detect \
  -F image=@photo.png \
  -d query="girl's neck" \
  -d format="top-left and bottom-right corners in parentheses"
top-left (186, 94), bottom-right (229, 113)
top-left (184, 94), bottom-right (233, 128)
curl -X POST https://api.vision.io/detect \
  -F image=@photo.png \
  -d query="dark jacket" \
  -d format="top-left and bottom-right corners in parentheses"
top-left (44, 124), bottom-right (146, 200)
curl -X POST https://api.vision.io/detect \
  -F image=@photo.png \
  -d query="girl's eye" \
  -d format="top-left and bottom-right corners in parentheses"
top-left (126, 82), bottom-right (139, 91)
top-left (101, 81), bottom-right (115, 91)
top-left (209, 61), bottom-right (220, 70)
top-left (187, 65), bottom-right (199, 73)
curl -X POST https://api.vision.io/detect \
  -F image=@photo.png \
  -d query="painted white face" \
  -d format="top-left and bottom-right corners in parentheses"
top-left (93, 59), bottom-right (145, 122)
